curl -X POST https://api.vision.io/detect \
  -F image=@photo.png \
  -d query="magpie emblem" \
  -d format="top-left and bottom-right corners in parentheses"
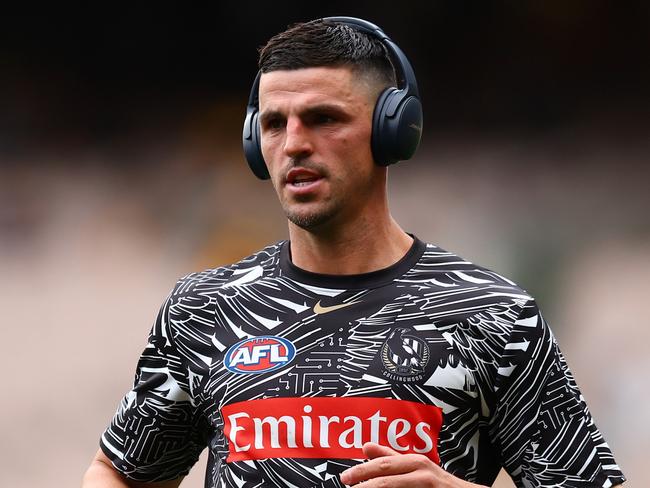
top-left (380, 328), bottom-right (430, 381)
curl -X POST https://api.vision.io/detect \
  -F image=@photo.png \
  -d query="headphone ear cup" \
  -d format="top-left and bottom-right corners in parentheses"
top-left (242, 107), bottom-right (270, 180)
top-left (371, 88), bottom-right (395, 166)
top-left (371, 88), bottom-right (423, 167)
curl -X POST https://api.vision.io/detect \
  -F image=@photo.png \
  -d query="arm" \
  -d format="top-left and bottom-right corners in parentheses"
top-left (82, 449), bottom-right (183, 488)
top-left (491, 300), bottom-right (626, 487)
top-left (92, 286), bottom-right (209, 486)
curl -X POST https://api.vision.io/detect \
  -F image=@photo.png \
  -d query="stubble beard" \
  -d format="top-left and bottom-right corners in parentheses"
top-left (283, 198), bottom-right (339, 230)
top-left (276, 160), bottom-right (342, 230)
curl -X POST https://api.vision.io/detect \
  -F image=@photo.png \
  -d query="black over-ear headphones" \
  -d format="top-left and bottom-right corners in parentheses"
top-left (242, 16), bottom-right (423, 180)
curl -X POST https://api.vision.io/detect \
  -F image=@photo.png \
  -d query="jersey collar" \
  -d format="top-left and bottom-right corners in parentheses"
top-left (279, 235), bottom-right (426, 290)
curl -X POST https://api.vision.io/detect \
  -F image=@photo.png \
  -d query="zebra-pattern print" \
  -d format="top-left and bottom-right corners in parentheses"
top-left (100, 237), bottom-right (625, 487)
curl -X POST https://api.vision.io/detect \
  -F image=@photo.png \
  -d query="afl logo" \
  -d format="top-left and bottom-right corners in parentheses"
top-left (225, 336), bottom-right (296, 374)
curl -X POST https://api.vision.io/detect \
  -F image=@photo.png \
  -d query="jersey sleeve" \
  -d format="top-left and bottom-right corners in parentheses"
top-left (490, 299), bottom-right (626, 487)
top-left (99, 289), bottom-right (210, 482)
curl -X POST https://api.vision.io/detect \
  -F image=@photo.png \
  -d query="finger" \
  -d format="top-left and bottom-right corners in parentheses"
top-left (340, 453), bottom-right (426, 485)
top-left (362, 442), bottom-right (400, 459)
top-left (347, 472), bottom-right (424, 488)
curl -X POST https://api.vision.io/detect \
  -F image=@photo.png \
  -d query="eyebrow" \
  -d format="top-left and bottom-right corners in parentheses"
top-left (259, 103), bottom-right (352, 125)
top-left (259, 109), bottom-right (283, 126)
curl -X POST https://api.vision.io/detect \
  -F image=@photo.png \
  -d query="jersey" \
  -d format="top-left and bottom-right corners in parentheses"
top-left (100, 237), bottom-right (626, 487)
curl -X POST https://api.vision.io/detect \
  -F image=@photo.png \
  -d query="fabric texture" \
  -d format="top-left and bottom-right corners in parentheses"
top-left (100, 237), bottom-right (625, 487)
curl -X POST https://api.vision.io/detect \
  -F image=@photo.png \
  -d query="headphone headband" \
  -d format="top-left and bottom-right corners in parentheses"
top-left (321, 16), bottom-right (419, 99)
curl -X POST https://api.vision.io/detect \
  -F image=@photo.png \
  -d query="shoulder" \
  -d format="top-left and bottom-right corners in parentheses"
top-left (148, 241), bottom-right (286, 363)
top-left (409, 241), bottom-right (544, 364)
top-left (169, 241), bottom-right (285, 300)
top-left (152, 241), bottom-right (284, 334)
top-left (412, 243), bottom-right (550, 394)
top-left (408, 241), bottom-right (533, 307)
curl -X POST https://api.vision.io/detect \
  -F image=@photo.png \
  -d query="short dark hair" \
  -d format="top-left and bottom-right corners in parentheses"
top-left (258, 19), bottom-right (396, 93)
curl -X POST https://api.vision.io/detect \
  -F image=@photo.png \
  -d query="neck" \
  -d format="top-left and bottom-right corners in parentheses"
top-left (287, 212), bottom-right (413, 275)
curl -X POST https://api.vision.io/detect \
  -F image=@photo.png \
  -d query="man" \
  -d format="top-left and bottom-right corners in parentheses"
top-left (83, 18), bottom-right (625, 488)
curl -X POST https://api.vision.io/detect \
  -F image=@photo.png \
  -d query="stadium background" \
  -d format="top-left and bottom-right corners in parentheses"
top-left (1, 2), bottom-right (647, 486)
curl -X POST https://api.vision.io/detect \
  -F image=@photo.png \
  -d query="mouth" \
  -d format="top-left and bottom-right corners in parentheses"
top-left (285, 168), bottom-right (323, 188)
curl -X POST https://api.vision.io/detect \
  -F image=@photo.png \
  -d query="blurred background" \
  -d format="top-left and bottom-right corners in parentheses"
top-left (1, 2), bottom-right (647, 487)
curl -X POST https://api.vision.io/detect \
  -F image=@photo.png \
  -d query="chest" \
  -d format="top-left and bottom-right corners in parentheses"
top-left (203, 289), bottom-right (480, 415)
top-left (189, 286), bottom-right (490, 471)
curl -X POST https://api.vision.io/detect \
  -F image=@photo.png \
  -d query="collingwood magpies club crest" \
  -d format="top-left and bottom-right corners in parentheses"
top-left (381, 328), bottom-right (430, 382)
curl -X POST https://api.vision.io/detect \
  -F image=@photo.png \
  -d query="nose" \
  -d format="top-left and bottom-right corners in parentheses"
top-left (283, 117), bottom-right (313, 159)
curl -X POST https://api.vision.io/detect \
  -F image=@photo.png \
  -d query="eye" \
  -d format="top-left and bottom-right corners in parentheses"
top-left (313, 113), bottom-right (335, 125)
top-left (263, 117), bottom-right (285, 131)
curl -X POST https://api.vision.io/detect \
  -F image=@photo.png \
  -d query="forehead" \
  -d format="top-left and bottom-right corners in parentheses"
top-left (258, 66), bottom-right (372, 111)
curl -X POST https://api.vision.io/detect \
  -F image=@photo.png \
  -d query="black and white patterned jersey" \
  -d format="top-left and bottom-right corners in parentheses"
top-left (100, 237), bottom-right (625, 487)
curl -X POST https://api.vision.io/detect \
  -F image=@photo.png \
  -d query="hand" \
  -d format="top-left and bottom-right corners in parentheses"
top-left (339, 442), bottom-right (487, 487)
